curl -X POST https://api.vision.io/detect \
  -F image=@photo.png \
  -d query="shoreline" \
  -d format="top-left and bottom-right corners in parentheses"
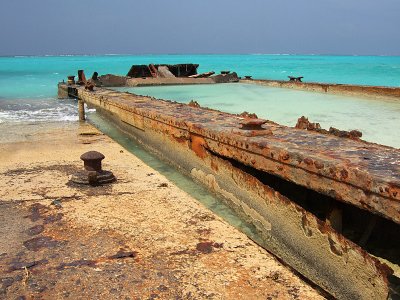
top-left (0, 120), bottom-right (323, 299)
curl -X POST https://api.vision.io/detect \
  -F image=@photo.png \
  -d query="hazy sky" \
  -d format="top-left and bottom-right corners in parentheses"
top-left (0, 0), bottom-right (399, 56)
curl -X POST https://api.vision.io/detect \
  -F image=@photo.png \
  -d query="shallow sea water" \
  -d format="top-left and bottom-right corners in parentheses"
top-left (118, 83), bottom-right (400, 148)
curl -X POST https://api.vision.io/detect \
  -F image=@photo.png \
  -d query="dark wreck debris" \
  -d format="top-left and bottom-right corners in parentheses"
top-left (58, 75), bottom-right (400, 299)
top-left (238, 111), bottom-right (258, 119)
top-left (295, 116), bottom-right (363, 140)
top-left (295, 116), bottom-right (321, 131)
top-left (288, 76), bottom-right (304, 82)
top-left (92, 72), bottom-right (99, 81)
top-left (188, 100), bottom-right (201, 108)
top-left (59, 64), bottom-right (239, 90)
top-left (328, 127), bottom-right (362, 139)
top-left (127, 64), bottom-right (199, 78)
top-left (67, 75), bottom-right (75, 85)
top-left (85, 81), bottom-right (95, 91)
top-left (70, 151), bottom-right (116, 185)
top-left (77, 70), bottom-right (87, 85)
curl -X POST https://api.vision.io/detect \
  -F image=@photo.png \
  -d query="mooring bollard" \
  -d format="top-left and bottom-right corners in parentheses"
top-left (78, 99), bottom-right (85, 121)
top-left (70, 151), bottom-right (116, 186)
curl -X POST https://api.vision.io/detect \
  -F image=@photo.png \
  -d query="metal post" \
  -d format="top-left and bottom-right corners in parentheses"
top-left (78, 99), bottom-right (85, 121)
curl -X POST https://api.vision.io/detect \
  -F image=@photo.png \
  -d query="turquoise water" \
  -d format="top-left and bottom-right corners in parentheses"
top-left (0, 54), bottom-right (399, 99)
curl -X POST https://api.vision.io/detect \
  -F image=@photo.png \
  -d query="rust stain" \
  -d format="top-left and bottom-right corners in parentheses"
top-left (23, 236), bottom-right (65, 252)
top-left (196, 241), bottom-right (224, 254)
top-left (190, 134), bottom-right (207, 159)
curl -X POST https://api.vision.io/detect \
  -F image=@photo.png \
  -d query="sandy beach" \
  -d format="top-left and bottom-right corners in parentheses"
top-left (0, 121), bottom-right (324, 299)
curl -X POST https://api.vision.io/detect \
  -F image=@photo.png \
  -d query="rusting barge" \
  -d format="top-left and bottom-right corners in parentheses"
top-left (59, 78), bottom-right (400, 299)
top-left (94, 64), bottom-right (239, 87)
top-left (241, 78), bottom-right (400, 100)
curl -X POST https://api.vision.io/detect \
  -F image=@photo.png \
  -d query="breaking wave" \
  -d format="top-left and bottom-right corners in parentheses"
top-left (0, 98), bottom-right (85, 123)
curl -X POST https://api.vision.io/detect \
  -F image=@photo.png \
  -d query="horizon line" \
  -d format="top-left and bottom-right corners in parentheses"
top-left (1, 53), bottom-right (400, 58)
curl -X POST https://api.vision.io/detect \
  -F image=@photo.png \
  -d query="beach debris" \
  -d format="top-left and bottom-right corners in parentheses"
top-left (50, 199), bottom-right (62, 208)
top-left (239, 111), bottom-right (258, 119)
top-left (295, 116), bottom-right (362, 140)
top-left (67, 75), bottom-right (75, 85)
top-left (23, 267), bottom-right (30, 286)
top-left (188, 100), bottom-right (200, 108)
top-left (70, 151), bottom-right (116, 186)
top-left (288, 76), bottom-right (304, 82)
top-left (244, 75), bottom-right (252, 79)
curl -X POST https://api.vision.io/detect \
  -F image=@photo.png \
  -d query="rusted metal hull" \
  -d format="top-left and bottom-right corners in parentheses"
top-left (242, 78), bottom-right (400, 100)
top-left (64, 84), bottom-right (400, 299)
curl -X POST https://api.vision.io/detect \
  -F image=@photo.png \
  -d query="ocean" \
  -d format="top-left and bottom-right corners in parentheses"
top-left (0, 54), bottom-right (399, 146)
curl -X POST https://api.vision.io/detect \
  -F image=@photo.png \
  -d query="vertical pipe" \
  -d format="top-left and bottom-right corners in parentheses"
top-left (78, 99), bottom-right (85, 121)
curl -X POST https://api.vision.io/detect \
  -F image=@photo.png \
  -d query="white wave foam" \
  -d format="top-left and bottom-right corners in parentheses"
top-left (0, 102), bottom-right (80, 123)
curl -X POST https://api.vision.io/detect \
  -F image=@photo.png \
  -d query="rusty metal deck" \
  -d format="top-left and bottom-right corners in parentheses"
top-left (80, 87), bottom-right (400, 225)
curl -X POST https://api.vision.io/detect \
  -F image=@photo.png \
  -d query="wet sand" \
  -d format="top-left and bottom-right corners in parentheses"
top-left (0, 121), bottom-right (324, 299)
